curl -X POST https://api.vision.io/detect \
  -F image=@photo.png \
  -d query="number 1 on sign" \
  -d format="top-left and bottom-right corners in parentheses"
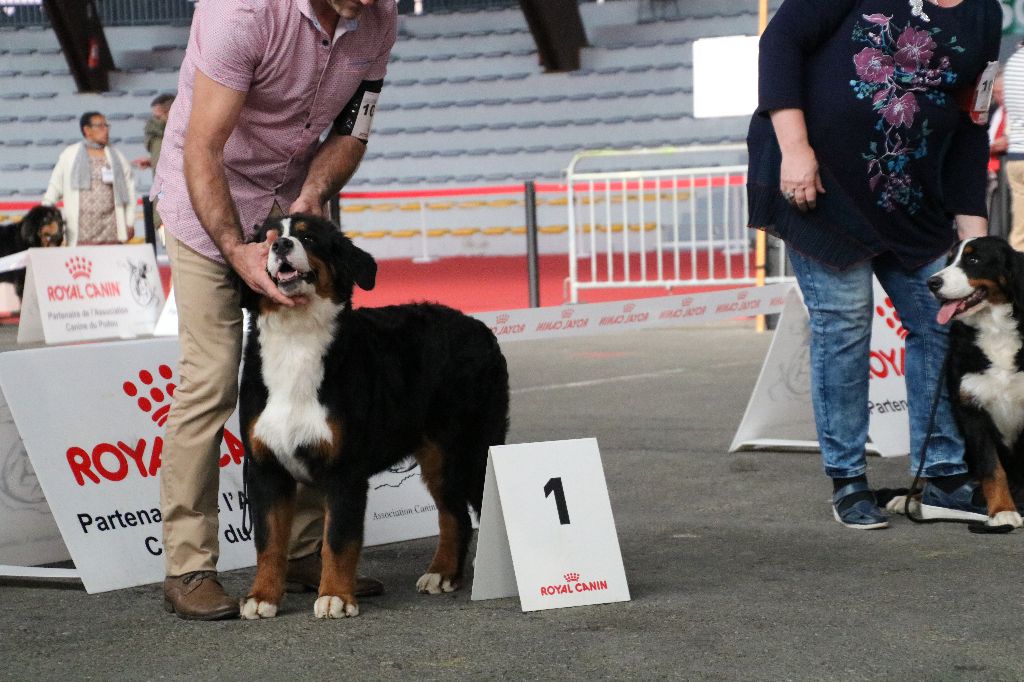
top-left (544, 477), bottom-right (571, 525)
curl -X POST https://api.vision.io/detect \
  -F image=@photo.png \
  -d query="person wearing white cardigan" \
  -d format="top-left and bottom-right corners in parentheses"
top-left (43, 111), bottom-right (136, 245)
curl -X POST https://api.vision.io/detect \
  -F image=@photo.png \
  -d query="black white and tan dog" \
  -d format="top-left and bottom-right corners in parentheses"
top-left (238, 213), bottom-right (509, 619)
top-left (927, 236), bottom-right (1024, 529)
top-left (0, 205), bottom-right (65, 298)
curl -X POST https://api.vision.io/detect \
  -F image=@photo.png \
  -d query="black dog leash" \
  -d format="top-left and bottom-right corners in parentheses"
top-left (240, 450), bottom-right (254, 541)
top-left (898, 349), bottom-right (1013, 534)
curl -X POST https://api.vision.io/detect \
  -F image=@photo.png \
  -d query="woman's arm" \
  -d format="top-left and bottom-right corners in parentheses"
top-left (769, 108), bottom-right (826, 212)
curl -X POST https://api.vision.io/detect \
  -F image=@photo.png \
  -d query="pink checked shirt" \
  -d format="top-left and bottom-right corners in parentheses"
top-left (152, 0), bottom-right (397, 262)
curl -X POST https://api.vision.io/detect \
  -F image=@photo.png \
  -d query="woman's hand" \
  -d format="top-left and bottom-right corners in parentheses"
top-left (770, 108), bottom-right (826, 212)
top-left (953, 214), bottom-right (987, 240)
top-left (780, 142), bottom-right (826, 212)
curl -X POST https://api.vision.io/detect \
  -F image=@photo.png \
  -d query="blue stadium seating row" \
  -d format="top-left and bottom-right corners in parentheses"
top-left (0, 1), bottom-right (756, 198)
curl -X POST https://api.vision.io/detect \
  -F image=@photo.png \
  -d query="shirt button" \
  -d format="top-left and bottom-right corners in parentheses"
top-left (322, 39), bottom-right (329, 47)
top-left (305, 123), bottom-right (311, 129)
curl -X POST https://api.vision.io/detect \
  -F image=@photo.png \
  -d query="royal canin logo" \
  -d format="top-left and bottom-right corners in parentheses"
top-left (679, 297), bottom-right (694, 307)
top-left (496, 313), bottom-right (510, 324)
top-left (539, 571), bottom-right (609, 596)
top-left (876, 297), bottom-right (908, 340)
top-left (122, 365), bottom-right (175, 427)
top-left (561, 308), bottom-right (574, 319)
top-left (48, 256), bottom-right (119, 302)
top-left (65, 364), bottom-right (244, 486)
top-left (736, 290), bottom-right (748, 301)
top-left (65, 256), bottom-right (93, 280)
top-left (622, 303), bottom-right (635, 313)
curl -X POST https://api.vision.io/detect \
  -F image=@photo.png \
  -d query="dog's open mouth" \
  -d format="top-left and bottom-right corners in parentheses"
top-left (270, 261), bottom-right (315, 295)
top-left (936, 287), bottom-right (987, 324)
top-left (274, 261), bottom-right (302, 285)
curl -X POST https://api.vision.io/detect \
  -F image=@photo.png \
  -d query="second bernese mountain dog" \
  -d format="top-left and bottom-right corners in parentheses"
top-left (238, 214), bottom-right (510, 620)
top-left (0, 205), bottom-right (65, 299)
top-left (928, 236), bottom-right (1024, 529)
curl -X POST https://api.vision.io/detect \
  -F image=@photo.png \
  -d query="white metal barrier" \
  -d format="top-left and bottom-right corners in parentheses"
top-left (565, 144), bottom-right (789, 304)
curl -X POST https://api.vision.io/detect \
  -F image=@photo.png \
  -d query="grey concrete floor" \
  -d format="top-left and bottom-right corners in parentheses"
top-left (1, 322), bottom-right (1022, 681)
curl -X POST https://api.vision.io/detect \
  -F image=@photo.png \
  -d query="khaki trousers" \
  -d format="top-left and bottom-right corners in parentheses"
top-left (1005, 160), bottom-right (1024, 252)
top-left (161, 230), bottom-right (324, 576)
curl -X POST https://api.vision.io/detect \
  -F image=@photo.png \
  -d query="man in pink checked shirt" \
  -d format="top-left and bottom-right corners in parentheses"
top-left (152, 0), bottom-right (395, 620)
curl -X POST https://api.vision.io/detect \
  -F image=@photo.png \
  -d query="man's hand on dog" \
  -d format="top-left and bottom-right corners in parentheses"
top-left (226, 230), bottom-right (305, 307)
top-left (289, 194), bottom-right (328, 217)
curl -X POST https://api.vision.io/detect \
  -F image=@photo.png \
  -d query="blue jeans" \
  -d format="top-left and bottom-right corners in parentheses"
top-left (787, 250), bottom-right (966, 479)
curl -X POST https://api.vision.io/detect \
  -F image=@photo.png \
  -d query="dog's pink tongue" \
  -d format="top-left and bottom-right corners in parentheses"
top-left (936, 301), bottom-right (960, 325)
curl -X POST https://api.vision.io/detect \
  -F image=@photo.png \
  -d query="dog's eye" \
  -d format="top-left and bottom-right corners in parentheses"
top-left (965, 255), bottom-right (979, 265)
top-left (296, 234), bottom-right (313, 245)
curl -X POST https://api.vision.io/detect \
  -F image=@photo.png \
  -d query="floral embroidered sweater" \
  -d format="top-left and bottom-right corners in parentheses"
top-left (746, 0), bottom-right (1001, 270)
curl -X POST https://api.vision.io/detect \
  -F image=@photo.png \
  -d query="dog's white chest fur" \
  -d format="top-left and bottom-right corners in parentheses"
top-left (252, 298), bottom-right (343, 482)
top-left (960, 303), bottom-right (1024, 447)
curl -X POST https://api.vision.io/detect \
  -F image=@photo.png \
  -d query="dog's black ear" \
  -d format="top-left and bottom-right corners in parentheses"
top-left (19, 206), bottom-right (45, 248)
top-left (235, 272), bottom-right (261, 311)
top-left (331, 231), bottom-right (376, 291)
top-left (347, 241), bottom-right (377, 291)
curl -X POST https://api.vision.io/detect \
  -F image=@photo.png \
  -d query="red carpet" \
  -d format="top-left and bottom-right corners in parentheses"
top-left (355, 253), bottom-right (749, 313)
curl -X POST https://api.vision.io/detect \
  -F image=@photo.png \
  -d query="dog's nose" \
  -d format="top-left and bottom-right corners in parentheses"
top-left (272, 238), bottom-right (293, 255)
top-left (927, 275), bottom-right (943, 293)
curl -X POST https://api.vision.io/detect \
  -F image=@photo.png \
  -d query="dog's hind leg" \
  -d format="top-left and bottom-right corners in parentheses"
top-left (415, 439), bottom-right (471, 594)
top-left (958, 406), bottom-right (1024, 528)
top-left (316, 478), bottom-right (368, 618)
top-left (241, 460), bottom-right (297, 620)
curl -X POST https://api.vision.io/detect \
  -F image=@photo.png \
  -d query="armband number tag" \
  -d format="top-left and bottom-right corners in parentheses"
top-left (352, 91), bottom-right (379, 141)
top-left (970, 61), bottom-right (999, 126)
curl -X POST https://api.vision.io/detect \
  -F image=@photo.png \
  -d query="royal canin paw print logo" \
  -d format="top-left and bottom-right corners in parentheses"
top-left (496, 313), bottom-right (510, 324)
top-left (563, 572), bottom-right (580, 582)
top-left (680, 297), bottom-right (693, 307)
top-left (876, 297), bottom-right (908, 340)
top-left (561, 308), bottom-right (574, 319)
top-left (65, 256), bottom-right (92, 280)
top-left (736, 290), bottom-right (748, 301)
top-left (622, 303), bottom-right (635, 313)
top-left (123, 364), bottom-right (176, 426)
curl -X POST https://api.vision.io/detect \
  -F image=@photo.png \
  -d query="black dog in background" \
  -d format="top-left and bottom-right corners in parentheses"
top-left (0, 205), bottom-right (65, 299)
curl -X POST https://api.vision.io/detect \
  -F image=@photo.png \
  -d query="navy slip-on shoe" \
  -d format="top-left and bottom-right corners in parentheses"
top-left (919, 480), bottom-right (988, 523)
top-left (831, 481), bottom-right (889, 530)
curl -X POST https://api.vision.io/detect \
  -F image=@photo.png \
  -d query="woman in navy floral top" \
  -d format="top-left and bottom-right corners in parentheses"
top-left (747, 0), bottom-right (1002, 529)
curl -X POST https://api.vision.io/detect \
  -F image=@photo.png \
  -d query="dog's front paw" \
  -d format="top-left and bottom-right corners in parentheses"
top-left (239, 596), bottom-right (279, 620)
top-left (988, 510), bottom-right (1024, 528)
top-left (416, 572), bottom-right (458, 594)
top-left (313, 595), bottom-right (359, 618)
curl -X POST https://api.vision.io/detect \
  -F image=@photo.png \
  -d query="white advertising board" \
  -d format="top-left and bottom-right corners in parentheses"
top-left (0, 337), bottom-right (438, 593)
top-left (18, 245), bottom-right (165, 345)
top-left (1, 284), bottom-right (795, 589)
top-left (0, 385), bottom-right (70, 568)
top-left (731, 279), bottom-right (910, 457)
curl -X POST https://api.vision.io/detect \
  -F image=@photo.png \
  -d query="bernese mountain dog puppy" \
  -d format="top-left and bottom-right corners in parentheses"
top-left (928, 236), bottom-right (1024, 529)
top-left (0, 205), bottom-right (65, 299)
top-left (238, 214), bottom-right (509, 620)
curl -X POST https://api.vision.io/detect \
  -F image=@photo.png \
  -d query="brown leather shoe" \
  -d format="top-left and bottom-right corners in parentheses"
top-left (285, 551), bottom-right (385, 597)
top-left (163, 571), bottom-right (240, 621)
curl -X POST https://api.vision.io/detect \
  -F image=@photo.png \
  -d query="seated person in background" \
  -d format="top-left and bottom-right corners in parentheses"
top-left (0, 205), bottom-right (65, 299)
top-left (43, 111), bottom-right (136, 245)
